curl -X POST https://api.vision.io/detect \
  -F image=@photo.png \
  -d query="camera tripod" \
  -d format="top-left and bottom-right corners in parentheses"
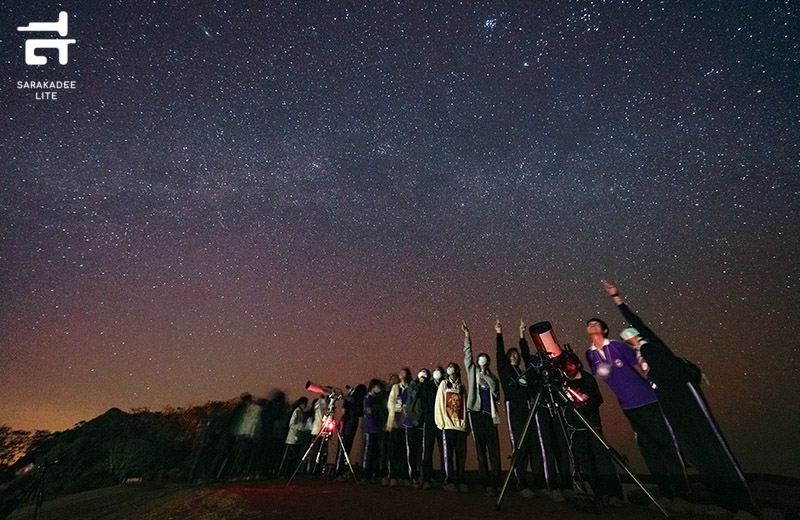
top-left (286, 389), bottom-right (358, 486)
top-left (496, 363), bottom-right (670, 519)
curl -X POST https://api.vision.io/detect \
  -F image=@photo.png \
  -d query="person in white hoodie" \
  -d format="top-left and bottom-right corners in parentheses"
top-left (462, 322), bottom-right (502, 496)
top-left (434, 361), bottom-right (469, 493)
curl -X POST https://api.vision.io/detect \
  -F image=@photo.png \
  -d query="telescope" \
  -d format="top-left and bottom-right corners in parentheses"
top-left (305, 381), bottom-right (350, 399)
top-left (305, 381), bottom-right (332, 394)
top-left (528, 321), bottom-right (564, 359)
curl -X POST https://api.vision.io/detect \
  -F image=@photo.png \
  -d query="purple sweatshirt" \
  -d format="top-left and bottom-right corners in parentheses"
top-left (585, 339), bottom-right (657, 410)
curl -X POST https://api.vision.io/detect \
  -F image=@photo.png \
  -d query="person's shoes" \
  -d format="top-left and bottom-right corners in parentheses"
top-left (549, 489), bottom-right (566, 503)
top-left (520, 488), bottom-right (535, 499)
top-left (534, 488), bottom-right (550, 498)
top-left (422, 480), bottom-right (432, 490)
top-left (412, 479), bottom-right (421, 489)
top-left (443, 483), bottom-right (457, 492)
top-left (458, 483), bottom-right (469, 494)
top-left (389, 478), bottom-right (398, 487)
top-left (484, 486), bottom-right (497, 497)
top-left (381, 477), bottom-right (389, 486)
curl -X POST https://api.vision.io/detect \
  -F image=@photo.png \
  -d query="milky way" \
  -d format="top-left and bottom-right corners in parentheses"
top-left (2, 2), bottom-right (798, 476)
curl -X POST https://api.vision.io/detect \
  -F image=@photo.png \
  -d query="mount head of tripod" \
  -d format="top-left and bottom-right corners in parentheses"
top-left (527, 322), bottom-right (589, 405)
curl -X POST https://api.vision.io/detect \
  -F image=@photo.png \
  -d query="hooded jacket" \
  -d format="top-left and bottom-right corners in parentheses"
top-left (434, 377), bottom-right (467, 431)
top-left (464, 336), bottom-right (501, 425)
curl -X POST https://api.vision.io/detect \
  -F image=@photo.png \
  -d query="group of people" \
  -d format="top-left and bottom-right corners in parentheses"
top-left (195, 282), bottom-right (759, 516)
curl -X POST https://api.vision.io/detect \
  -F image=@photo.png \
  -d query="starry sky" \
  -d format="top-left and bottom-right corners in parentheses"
top-left (2, 2), bottom-right (798, 476)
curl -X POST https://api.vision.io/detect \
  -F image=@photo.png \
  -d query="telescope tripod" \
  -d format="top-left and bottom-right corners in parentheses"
top-left (496, 369), bottom-right (670, 518)
top-left (286, 396), bottom-right (358, 486)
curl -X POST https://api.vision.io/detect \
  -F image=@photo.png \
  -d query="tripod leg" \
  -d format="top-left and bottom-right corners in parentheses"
top-left (286, 429), bottom-right (324, 486)
top-left (33, 467), bottom-right (47, 520)
top-left (558, 391), bottom-right (670, 519)
top-left (496, 380), bottom-right (546, 510)
top-left (549, 387), bottom-right (581, 493)
top-left (336, 430), bottom-right (359, 483)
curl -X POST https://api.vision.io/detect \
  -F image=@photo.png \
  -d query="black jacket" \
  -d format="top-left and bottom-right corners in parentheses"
top-left (495, 332), bottom-right (534, 406)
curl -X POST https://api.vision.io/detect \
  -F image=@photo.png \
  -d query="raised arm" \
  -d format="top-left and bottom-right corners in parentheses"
top-left (518, 319), bottom-right (533, 367)
top-left (495, 319), bottom-right (508, 372)
top-left (463, 321), bottom-right (475, 370)
top-left (603, 281), bottom-right (659, 342)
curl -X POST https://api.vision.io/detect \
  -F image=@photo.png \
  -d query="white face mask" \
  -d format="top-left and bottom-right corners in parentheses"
top-left (446, 366), bottom-right (456, 376)
top-left (418, 370), bottom-right (426, 379)
top-left (478, 356), bottom-right (488, 367)
top-left (433, 369), bottom-right (442, 380)
top-left (371, 386), bottom-right (381, 394)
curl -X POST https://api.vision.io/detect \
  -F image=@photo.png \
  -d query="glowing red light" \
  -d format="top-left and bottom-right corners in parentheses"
top-left (324, 418), bottom-right (335, 432)
top-left (567, 387), bottom-right (586, 403)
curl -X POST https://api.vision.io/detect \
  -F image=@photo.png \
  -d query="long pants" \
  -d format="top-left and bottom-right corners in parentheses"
top-left (421, 421), bottom-right (444, 483)
top-left (468, 411), bottom-right (501, 488)
top-left (404, 426), bottom-right (422, 480)
top-left (624, 402), bottom-right (689, 499)
top-left (532, 405), bottom-right (572, 491)
top-left (506, 400), bottom-right (539, 490)
top-left (387, 429), bottom-right (406, 479)
top-left (442, 428), bottom-right (467, 485)
top-left (362, 432), bottom-right (382, 479)
top-left (278, 443), bottom-right (301, 477)
top-left (571, 429), bottom-right (623, 499)
top-left (229, 435), bottom-right (258, 479)
top-left (660, 383), bottom-right (758, 514)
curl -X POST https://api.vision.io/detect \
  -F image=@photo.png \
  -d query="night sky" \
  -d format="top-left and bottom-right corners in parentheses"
top-left (2, 2), bottom-right (798, 477)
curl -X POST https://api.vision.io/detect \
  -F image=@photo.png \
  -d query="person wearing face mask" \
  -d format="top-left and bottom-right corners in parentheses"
top-left (386, 368), bottom-right (414, 486)
top-left (495, 319), bottom-right (537, 499)
top-left (417, 365), bottom-right (446, 488)
top-left (362, 379), bottom-right (386, 482)
top-left (463, 322), bottom-right (502, 497)
top-left (434, 362), bottom-right (469, 493)
top-left (404, 368), bottom-right (429, 488)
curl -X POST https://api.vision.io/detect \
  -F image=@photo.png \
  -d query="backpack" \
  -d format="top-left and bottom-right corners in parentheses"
top-left (679, 357), bottom-right (706, 386)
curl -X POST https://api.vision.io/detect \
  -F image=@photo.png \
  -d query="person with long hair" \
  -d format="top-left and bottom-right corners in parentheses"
top-left (495, 319), bottom-right (536, 499)
top-left (362, 379), bottom-right (386, 482)
top-left (463, 322), bottom-right (502, 497)
top-left (278, 396), bottom-right (308, 477)
top-left (386, 367), bottom-right (414, 486)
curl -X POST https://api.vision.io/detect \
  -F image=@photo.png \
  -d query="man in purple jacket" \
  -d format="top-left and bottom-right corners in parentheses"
top-left (585, 318), bottom-right (689, 501)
